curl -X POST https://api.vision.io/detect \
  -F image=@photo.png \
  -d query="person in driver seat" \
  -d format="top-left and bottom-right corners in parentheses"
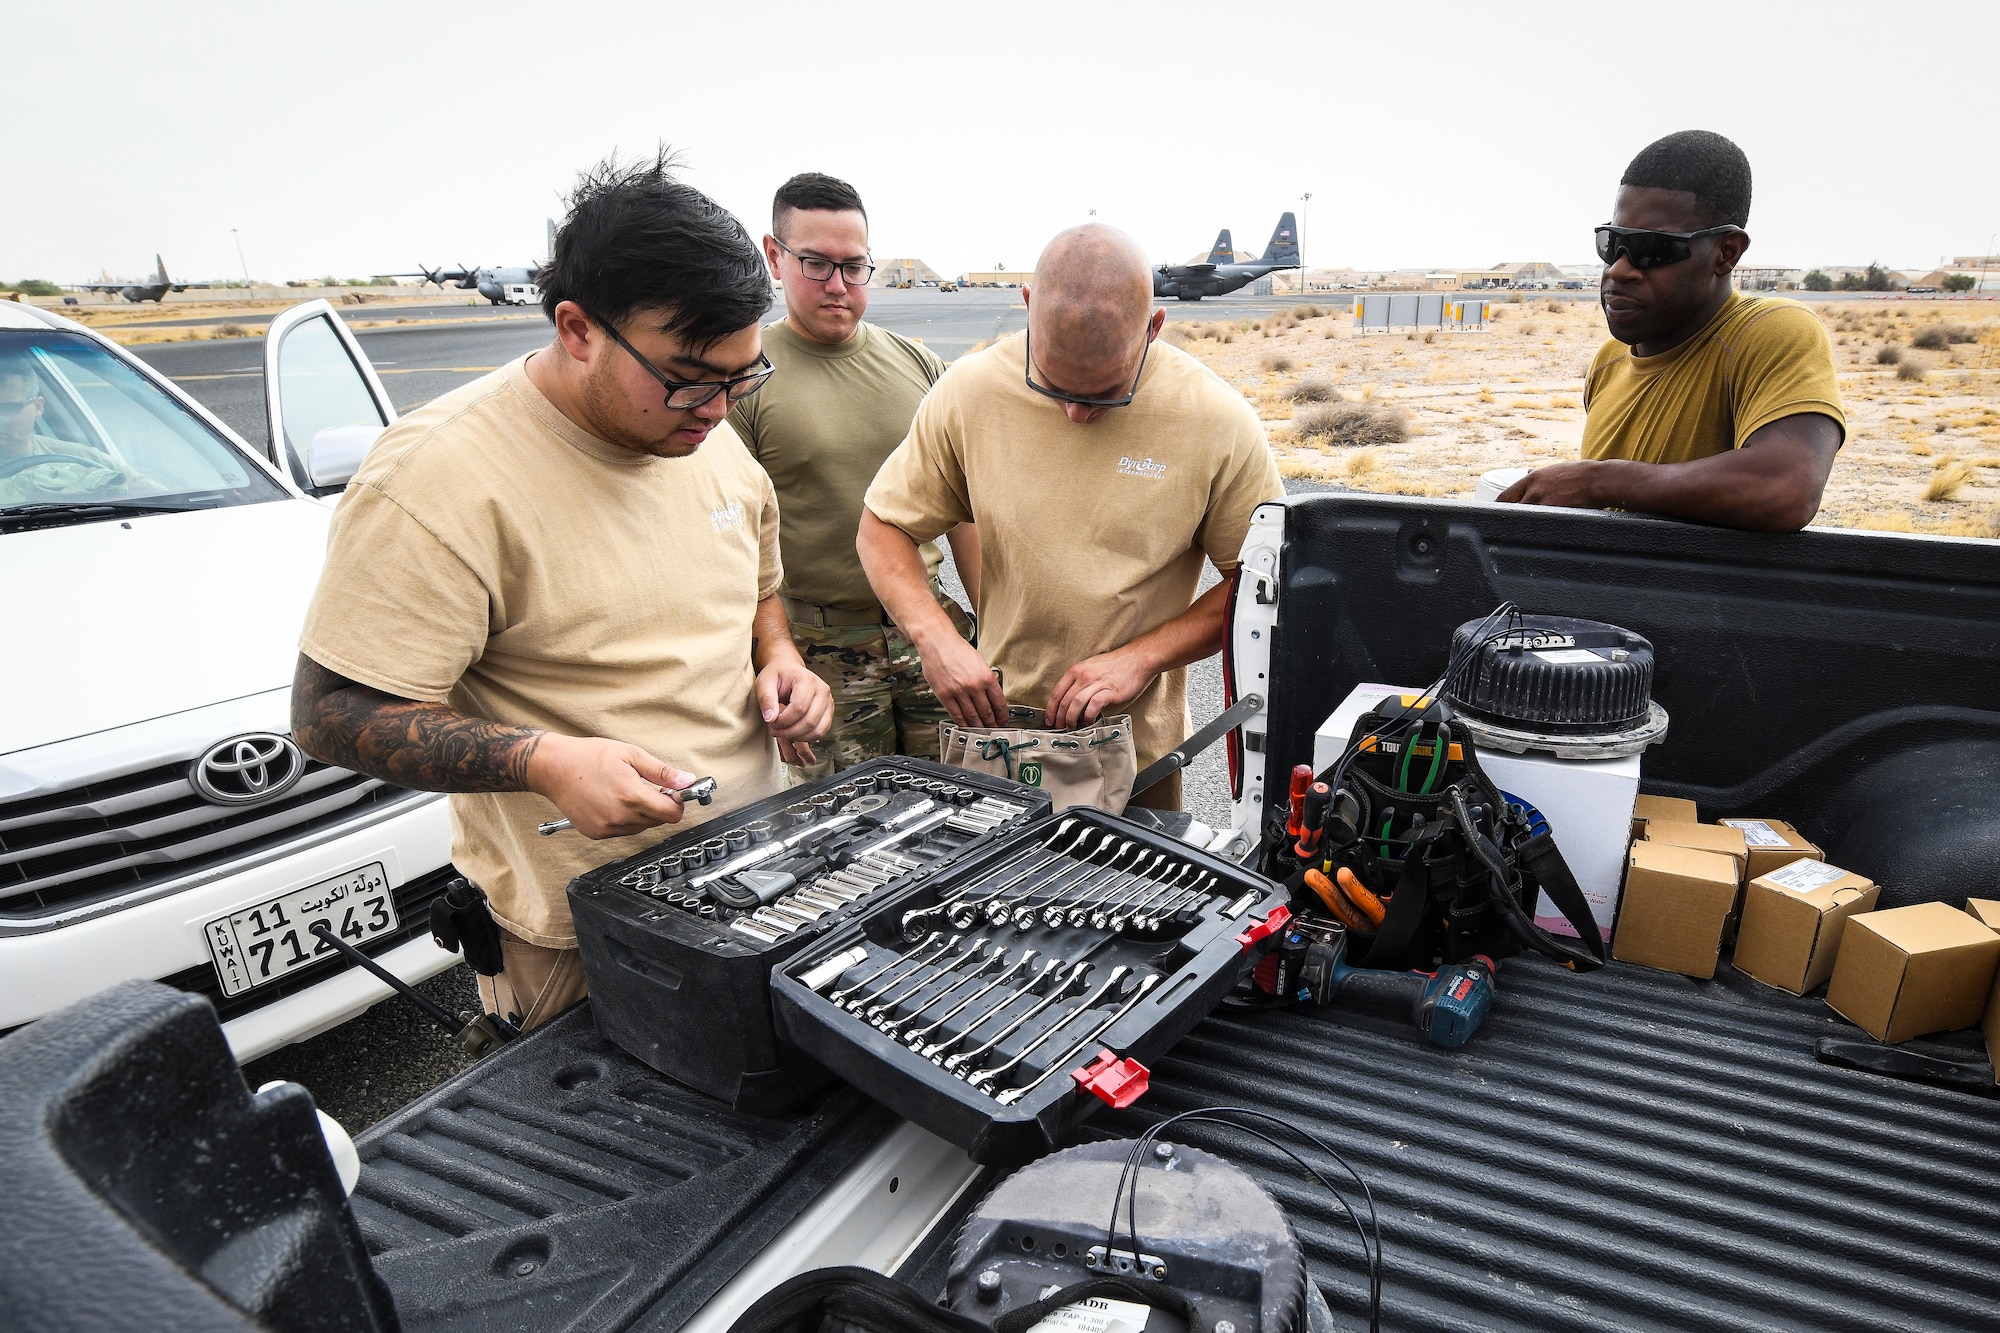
top-left (0, 352), bottom-right (131, 502)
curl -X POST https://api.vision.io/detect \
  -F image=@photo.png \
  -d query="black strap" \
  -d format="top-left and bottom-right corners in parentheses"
top-left (993, 1277), bottom-right (1196, 1333)
top-left (1356, 843), bottom-right (1432, 971)
top-left (1515, 831), bottom-right (1609, 963)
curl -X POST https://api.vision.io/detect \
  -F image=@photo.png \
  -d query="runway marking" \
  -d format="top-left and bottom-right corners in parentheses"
top-left (171, 371), bottom-right (261, 381)
top-left (375, 366), bottom-right (498, 374)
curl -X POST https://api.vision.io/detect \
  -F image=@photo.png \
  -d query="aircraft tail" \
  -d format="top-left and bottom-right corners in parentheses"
top-left (155, 254), bottom-right (170, 283)
top-left (1260, 213), bottom-right (1300, 266)
top-left (1206, 229), bottom-right (1234, 265)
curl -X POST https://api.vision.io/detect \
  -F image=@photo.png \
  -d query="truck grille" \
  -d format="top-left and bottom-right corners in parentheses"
top-left (0, 756), bottom-right (424, 921)
top-left (160, 864), bottom-right (460, 1023)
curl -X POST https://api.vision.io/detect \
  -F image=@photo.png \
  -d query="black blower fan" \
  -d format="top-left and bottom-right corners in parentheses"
top-left (1443, 613), bottom-right (1669, 759)
top-left (944, 1140), bottom-right (1316, 1333)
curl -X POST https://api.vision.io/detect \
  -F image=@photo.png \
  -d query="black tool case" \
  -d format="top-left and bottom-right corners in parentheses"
top-left (568, 757), bottom-right (1051, 1113)
top-left (771, 805), bottom-right (1289, 1164)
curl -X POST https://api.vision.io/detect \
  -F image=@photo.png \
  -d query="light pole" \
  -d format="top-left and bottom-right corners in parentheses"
top-left (1298, 193), bottom-right (1313, 293)
top-left (231, 229), bottom-right (252, 296)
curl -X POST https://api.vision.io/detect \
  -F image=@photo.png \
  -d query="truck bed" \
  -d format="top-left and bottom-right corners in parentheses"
top-left (350, 1005), bottom-right (896, 1331)
top-left (1099, 953), bottom-right (2000, 1332)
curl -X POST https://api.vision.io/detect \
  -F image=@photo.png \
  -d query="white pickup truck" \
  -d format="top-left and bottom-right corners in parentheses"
top-left (0, 299), bottom-right (457, 1060)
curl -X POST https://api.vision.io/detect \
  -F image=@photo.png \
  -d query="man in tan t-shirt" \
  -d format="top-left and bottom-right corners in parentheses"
top-left (858, 223), bottom-right (1282, 811)
top-left (727, 172), bottom-right (978, 777)
top-left (1500, 130), bottom-right (1844, 531)
top-left (292, 156), bottom-right (832, 1029)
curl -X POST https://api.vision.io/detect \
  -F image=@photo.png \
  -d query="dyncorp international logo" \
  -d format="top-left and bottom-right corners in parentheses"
top-left (190, 733), bottom-right (307, 806)
top-left (1117, 456), bottom-right (1168, 481)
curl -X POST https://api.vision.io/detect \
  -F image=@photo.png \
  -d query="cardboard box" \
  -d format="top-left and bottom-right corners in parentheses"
top-left (1642, 822), bottom-right (1749, 883)
top-left (1631, 794), bottom-right (1698, 841)
top-left (1733, 860), bottom-right (1880, 995)
top-left (1718, 818), bottom-right (1822, 883)
top-left (1612, 840), bottom-right (1742, 979)
top-left (1825, 903), bottom-right (2000, 1043)
top-left (1973, 900), bottom-right (2000, 1086)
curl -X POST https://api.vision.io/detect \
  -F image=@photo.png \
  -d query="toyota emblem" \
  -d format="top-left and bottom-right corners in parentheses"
top-left (191, 733), bottom-right (307, 806)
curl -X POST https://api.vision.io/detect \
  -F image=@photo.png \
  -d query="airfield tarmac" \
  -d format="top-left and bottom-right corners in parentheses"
top-left (133, 287), bottom-right (1328, 446)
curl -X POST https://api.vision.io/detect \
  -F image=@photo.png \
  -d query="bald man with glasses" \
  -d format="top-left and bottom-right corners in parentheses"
top-left (857, 224), bottom-right (1282, 811)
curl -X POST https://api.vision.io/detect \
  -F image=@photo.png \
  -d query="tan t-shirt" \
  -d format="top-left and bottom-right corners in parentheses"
top-left (1582, 292), bottom-right (1846, 465)
top-left (864, 331), bottom-right (1282, 765)
top-left (300, 356), bottom-right (785, 947)
top-left (728, 320), bottom-right (946, 612)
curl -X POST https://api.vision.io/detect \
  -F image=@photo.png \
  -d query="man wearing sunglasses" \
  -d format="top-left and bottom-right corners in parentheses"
top-left (1500, 130), bottom-right (1843, 531)
top-left (858, 224), bottom-right (1282, 810)
top-left (293, 154), bottom-right (831, 1029)
top-left (728, 173), bottom-right (979, 780)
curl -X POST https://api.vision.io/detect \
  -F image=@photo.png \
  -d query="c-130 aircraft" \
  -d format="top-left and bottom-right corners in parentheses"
top-left (1153, 212), bottom-right (1301, 300)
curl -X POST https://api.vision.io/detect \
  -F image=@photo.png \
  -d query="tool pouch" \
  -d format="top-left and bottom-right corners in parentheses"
top-left (938, 706), bottom-right (1138, 813)
top-left (430, 876), bottom-right (506, 976)
top-left (1270, 698), bottom-right (1607, 973)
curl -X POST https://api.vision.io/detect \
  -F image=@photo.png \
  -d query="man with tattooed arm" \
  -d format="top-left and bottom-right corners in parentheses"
top-left (292, 155), bottom-right (832, 1029)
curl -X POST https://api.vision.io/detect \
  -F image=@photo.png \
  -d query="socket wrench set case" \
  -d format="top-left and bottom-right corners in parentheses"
top-left (770, 805), bottom-right (1289, 1163)
top-left (568, 757), bottom-right (1051, 1111)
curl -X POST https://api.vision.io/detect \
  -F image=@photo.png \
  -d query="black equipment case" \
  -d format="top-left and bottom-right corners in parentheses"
top-left (771, 805), bottom-right (1289, 1164)
top-left (569, 757), bottom-right (1051, 1112)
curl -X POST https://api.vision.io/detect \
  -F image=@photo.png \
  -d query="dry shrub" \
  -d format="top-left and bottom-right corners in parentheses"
top-left (1522, 325), bottom-right (1537, 337)
top-left (1910, 440), bottom-right (1934, 456)
top-left (217, 323), bottom-right (248, 337)
top-left (1288, 376), bottom-right (1338, 403)
top-left (1551, 395), bottom-right (1579, 409)
top-left (1477, 387), bottom-right (1495, 403)
top-left (1262, 352), bottom-right (1295, 373)
top-left (1896, 358), bottom-right (1928, 382)
top-left (1924, 459), bottom-right (1975, 502)
top-left (1345, 448), bottom-right (1381, 483)
top-left (1424, 330), bottom-right (1436, 344)
top-left (1876, 344), bottom-right (1903, 364)
top-left (1295, 401), bottom-right (1409, 447)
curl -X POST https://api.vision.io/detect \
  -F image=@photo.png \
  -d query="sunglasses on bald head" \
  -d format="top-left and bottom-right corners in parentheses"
top-left (1596, 224), bottom-right (1743, 271)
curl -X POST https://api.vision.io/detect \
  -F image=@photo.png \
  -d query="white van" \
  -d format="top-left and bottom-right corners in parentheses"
top-left (0, 299), bottom-right (457, 1060)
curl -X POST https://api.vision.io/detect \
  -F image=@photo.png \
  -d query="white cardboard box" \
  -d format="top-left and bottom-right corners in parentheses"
top-left (1313, 683), bottom-right (1641, 939)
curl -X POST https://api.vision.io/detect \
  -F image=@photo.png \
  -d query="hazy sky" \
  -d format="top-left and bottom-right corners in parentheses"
top-left (6, 0), bottom-right (1994, 284)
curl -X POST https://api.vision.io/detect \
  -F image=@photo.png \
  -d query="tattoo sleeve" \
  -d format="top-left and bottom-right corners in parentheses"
top-left (290, 654), bottom-right (542, 793)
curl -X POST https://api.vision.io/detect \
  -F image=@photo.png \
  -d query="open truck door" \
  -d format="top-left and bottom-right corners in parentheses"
top-left (261, 300), bottom-right (397, 497)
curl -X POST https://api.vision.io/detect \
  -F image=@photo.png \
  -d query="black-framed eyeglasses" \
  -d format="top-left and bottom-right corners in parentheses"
top-left (594, 314), bottom-right (775, 410)
top-left (1023, 328), bottom-right (1152, 410)
top-left (774, 238), bottom-right (875, 286)
top-left (1596, 223), bottom-right (1744, 271)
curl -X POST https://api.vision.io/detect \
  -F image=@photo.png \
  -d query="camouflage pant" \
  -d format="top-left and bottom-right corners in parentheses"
top-left (789, 600), bottom-right (975, 781)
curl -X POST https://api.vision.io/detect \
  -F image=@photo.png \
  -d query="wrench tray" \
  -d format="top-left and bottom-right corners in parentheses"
top-left (771, 805), bottom-right (1287, 1164)
top-left (569, 757), bottom-right (1049, 1112)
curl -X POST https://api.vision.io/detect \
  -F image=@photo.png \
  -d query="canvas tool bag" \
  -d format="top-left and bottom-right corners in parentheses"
top-left (938, 705), bottom-right (1138, 813)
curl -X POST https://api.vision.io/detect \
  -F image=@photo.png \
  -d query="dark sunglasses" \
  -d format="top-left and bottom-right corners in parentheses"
top-left (594, 315), bottom-right (775, 410)
top-left (0, 395), bottom-right (41, 413)
top-left (1023, 328), bottom-right (1151, 410)
top-left (1596, 224), bottom-right (1743, 271)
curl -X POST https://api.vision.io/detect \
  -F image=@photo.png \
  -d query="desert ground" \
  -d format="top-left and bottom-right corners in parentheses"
top-left (1161, 298), bottom-right (2000, 538)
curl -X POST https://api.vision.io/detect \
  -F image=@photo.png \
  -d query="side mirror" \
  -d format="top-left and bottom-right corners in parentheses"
top-left (263, 300), bottom-right (396, 494)
top-left (304, 424), bottom-right (383, 491)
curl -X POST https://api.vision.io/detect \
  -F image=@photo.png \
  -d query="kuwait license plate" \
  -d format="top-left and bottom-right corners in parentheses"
top-left (204, 863), bottom-right (399, 997)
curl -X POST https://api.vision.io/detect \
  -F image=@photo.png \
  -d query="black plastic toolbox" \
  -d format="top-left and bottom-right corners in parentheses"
top-left (568, 757), bottom-right (1051, 1112)
top-left (771, 804), bottom-right (1289, 1164)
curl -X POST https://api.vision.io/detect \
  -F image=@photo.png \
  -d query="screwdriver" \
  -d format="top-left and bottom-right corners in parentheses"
top-left (538, 776), bottom-right (718, 836)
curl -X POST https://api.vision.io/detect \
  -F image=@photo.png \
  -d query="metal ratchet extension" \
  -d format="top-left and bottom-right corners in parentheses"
top-left (538, 776), bottom-right (718, 836)
top-left (994, 972), bottom-right (1163, 1105)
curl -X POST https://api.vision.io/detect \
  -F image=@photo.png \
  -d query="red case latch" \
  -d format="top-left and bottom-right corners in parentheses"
top-left (1072, 1050), bottom-right (1150, 1108)
top-left (1235, 903), bottom-right (1292, 953)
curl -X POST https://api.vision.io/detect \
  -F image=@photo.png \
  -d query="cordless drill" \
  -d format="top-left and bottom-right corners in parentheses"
top-left (1271, 915), bottom-right (1496, 1047)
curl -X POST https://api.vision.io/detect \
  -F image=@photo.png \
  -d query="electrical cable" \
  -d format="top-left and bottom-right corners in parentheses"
top-left (1101, 1106), bottom-right (1383, 1333)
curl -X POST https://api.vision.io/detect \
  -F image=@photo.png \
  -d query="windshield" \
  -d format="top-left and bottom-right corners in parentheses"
top-left (0, 329), bottom-right (286, 525)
